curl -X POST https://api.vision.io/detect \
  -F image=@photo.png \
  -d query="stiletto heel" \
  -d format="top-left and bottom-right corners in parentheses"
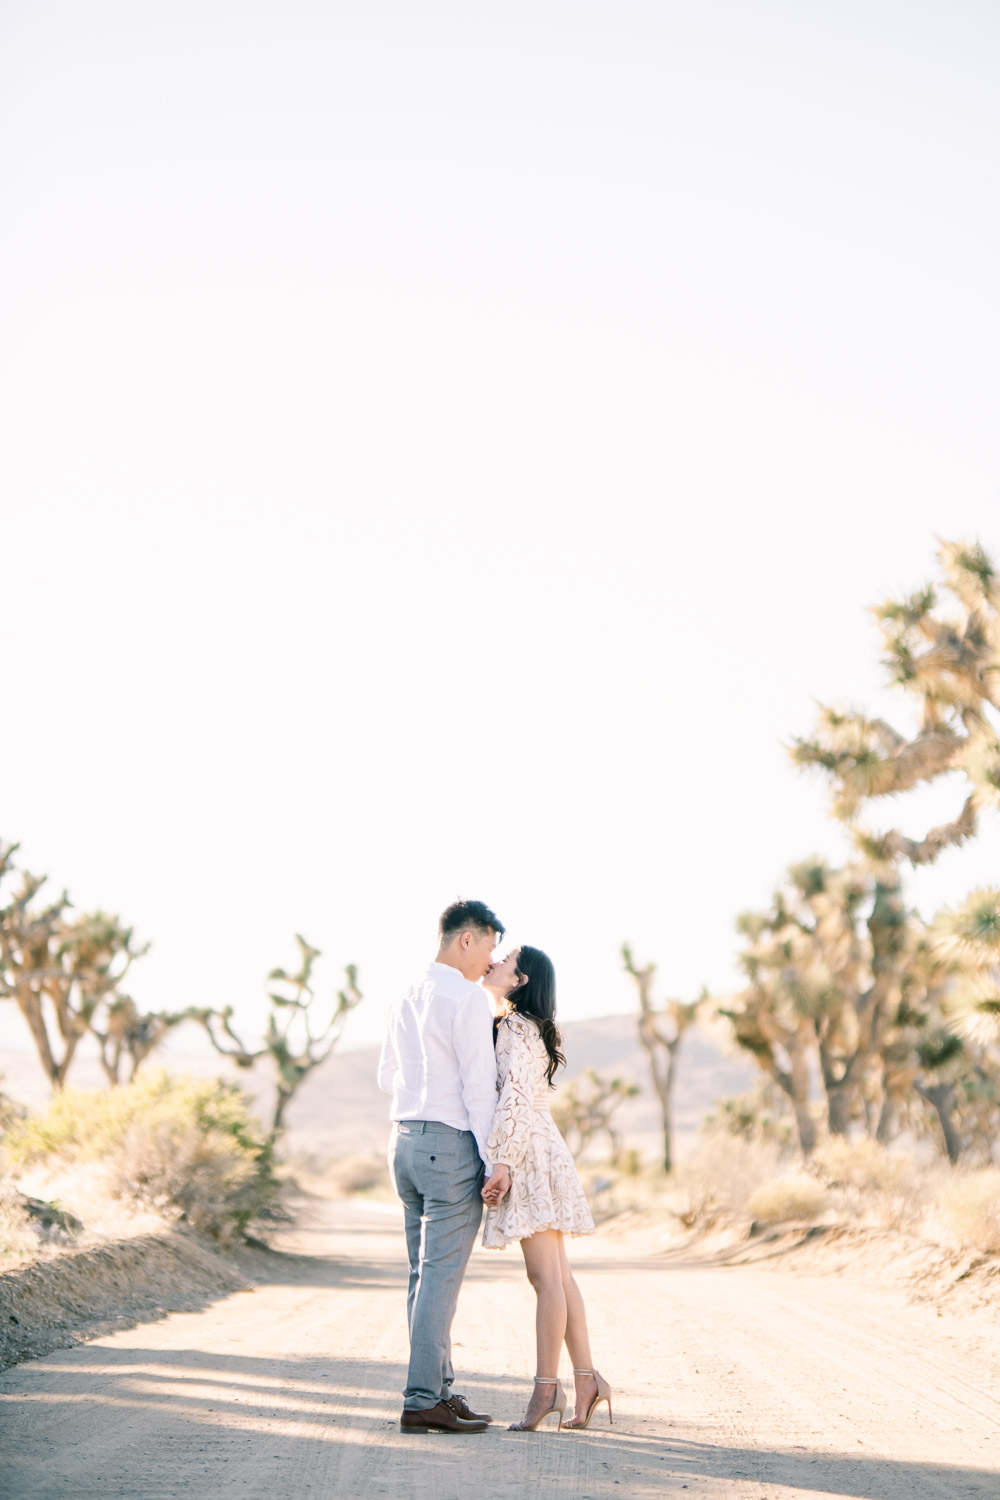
top-left (508, 1376), bottom-right (568, 1431)
top-left (565, 1368), bottom-right (613, 1430)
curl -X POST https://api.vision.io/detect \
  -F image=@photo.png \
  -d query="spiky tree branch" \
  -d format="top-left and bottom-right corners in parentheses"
top-left (551, 1068), bottom-right (639, 1163)
top-left (186, 936), bottom-right (363, 1137)
top-left (792, 539), bottom-right (1000, 864)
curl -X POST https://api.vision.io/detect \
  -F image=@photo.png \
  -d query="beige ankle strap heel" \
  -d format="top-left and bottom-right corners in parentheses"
top-left (508, 1376), bottom-right (568, 1431)
top-left (565, 1368), bottom-right (613, 1429)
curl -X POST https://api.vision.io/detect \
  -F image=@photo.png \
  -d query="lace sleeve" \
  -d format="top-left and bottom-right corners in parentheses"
top-left (486, 1018), bottom-right (544, 1172)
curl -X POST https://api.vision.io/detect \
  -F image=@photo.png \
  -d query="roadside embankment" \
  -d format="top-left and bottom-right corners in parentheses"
top-left (600, 1206), bottom-right (1000, 1319)
top-left (0, 1228), bottom-right (248, 1370)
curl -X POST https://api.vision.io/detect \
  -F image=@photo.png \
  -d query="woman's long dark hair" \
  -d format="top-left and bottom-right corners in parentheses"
top-left (507, 945), bottom-right (565, 1087)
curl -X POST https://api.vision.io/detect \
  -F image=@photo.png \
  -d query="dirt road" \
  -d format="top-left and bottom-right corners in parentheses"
top-left (1, 1199), bottom-right (998, 1499)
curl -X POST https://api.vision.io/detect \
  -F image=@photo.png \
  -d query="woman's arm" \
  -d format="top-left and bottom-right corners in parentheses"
top-left (486, 1019), bottom-right (543, 1175)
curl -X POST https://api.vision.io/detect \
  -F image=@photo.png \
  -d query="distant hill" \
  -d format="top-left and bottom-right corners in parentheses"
top-left (0, 1014), bottom-right (754, 1164)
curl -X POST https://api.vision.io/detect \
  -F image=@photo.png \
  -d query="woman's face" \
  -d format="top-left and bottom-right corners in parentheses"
top-left (484, 948), bottom-right (523, 996)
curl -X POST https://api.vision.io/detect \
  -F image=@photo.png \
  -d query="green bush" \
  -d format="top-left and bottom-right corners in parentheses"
top-left (4, 1072), bottom-right (279, 1243)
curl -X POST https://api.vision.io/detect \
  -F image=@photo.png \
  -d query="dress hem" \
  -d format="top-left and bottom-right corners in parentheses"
top-left (482, 1223), bottom-right (596, 1250)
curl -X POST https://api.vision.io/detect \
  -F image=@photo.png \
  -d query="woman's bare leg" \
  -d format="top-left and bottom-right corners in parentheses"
top-left (558, 1235), bottom-right (599, 1423)
top-left (518, 1229), bottom-right (567, 1424)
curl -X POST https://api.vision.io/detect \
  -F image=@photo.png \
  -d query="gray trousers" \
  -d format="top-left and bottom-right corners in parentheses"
top-left (388, 1120), bottom-right (485, 1410)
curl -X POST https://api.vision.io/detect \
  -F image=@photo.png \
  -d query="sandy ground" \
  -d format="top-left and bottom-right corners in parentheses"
top-left (1, 1199), bottom-right (998, 1500)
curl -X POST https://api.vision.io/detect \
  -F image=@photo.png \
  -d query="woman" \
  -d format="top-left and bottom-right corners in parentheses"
top-left (481, 945), bottom-right (612, 1432)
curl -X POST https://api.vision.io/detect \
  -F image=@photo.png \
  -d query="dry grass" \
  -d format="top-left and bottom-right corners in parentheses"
top-left (932, 1168), bottom-right (1000, 1253)
top-left (813, 1136), bottom-right (919, 1196)
top-left (648, 1134), bottom-right (999, 1256)
top-left (665, 1136), bottom-right (787, 1227)
top-left (13, 1160), bottom-right (166, 1247)
top-left (289, 1150), bottom-right (394, 1199)
top-left (812, 1136), bottom-right (936, 1234)
top-left (0, 1185), bottom-right (36, 1265)
top-left (747, 1172), bottom-right (828, 1224)
top-left (587, 1131), bottom-right (1000, 1262)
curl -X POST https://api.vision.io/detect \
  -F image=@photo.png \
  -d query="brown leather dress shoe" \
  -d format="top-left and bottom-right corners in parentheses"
top-left (399, 1401), bottom-right (488, 1434)
top-left (446, 1393), bottom-right (493, 1423)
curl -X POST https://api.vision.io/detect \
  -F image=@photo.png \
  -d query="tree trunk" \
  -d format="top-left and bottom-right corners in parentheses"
top-left (271, 1086), bottom-right (293, 1136)
top-left (792, 1100), bottom-right (817, 1156)
top-left (639, 1030), bottom-right (681, 1173)
top-left (14, 987), bottom-right (60, 1087)
top-left (95, 1033), bottom-right (124, 1086)
top-left (625, 949), bottom-right (696, 1176)
top-left (789, 1033), bottom-right (816, 1156)
top-left (825, 1083), bottom-right (852, 1138)
top-left (916, 1082), bottom-right (962, 1164)
top-left (659, 1043), bottom-right (678, 1174)
top-left (818, 1028), bottom-right (863, 1140)
top-left (876, 1093), bottom-right (896, 1144)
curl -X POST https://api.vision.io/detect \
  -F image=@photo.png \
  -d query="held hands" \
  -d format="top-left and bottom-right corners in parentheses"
top-left (481, 1165), bottom-right (510, 1206)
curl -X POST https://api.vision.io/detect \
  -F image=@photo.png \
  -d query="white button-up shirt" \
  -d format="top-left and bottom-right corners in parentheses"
top-left (378, 961), bottom-right (498, 1169)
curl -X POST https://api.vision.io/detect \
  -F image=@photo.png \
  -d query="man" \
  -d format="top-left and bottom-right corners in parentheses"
top-left (378, 899), bottom-right (510, 1434)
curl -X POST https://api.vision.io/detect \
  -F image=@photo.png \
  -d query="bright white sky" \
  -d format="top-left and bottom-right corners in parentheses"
top-left (2, 1), bottom-right (999, 1059)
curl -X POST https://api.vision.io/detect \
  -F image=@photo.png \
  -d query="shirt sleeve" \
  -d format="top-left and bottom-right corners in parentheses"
top-left (452, 987), bottom-right (499, 1170)
top-left (486, 1020), bottom-right (541, 1174)
top-left (377, 1011), bottom-right (399, 1095)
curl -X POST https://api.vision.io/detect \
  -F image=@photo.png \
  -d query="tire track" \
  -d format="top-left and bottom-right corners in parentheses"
top-left (1, 1202), bottom-right (998, 1500)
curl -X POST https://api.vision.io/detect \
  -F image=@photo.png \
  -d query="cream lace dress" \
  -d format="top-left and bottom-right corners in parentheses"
top-left (482, 1011), bottom-right (595, 1250)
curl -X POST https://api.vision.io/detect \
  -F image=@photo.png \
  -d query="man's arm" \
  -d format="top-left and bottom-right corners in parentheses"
top-left (453, 988), bottom-right (500, 1170)
top-left (377, 1011), bottom-right (399, 1095)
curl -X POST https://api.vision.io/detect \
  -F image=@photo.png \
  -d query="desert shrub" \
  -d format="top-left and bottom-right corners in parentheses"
top-left (933, 1169), bottom-right (1000, 1254)
top-left (282, 1146), bottom-right (392, 1197)
top-left (814, 1137), bottom-right (915, 1195)
top-left (319, 1153), bottom-right (392, 1196)
top-left (0, 1183), bottom-right (36, 1263)
top-left (746, 1172), bottom-right (828, 1224)
top-left (813, 1137), bottom-right (943, 1234)
top-left (5, 1082), bottom-right (143, 1163)
top-left (671, 1135), bottom-right (786, 1227)
top-left (0, 1078), bottom-right (27, 1143)
top-left (3, 1072), bottom-right (279, 1243)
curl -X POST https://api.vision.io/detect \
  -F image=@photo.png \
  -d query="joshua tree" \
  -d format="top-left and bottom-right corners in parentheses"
top-left (704, 1077), bottom-right (795, 1149)
top-left (919, 889), bottom-right (1000, 1161)
top-left (187, 935), bottom-right (362, 1136)
top-left (0, 840), bottom-right (149, 1090)
top-left (720, 857), bottom-right (927, 1148)
top-left (793, 539), bottom-right (1000, 874)
top-left (788, 540), bottom-right (1000, 1156)
top-left (719, 899), bottom-right (818, 1155)
top-left (934, 887), bottom-right (1000, 1042)
top-left (90, 994), bottom-right (186, 1085)
top-left (720, 854), bottom-right (982, 1159)
top-left (622, 944), bottom-right (700, 1172)
top-left (552, 1068), bottom-right (639, 1163)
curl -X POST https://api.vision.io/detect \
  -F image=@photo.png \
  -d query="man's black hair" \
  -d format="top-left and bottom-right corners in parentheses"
top-left (438, 899), bottom-right (505, 943)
